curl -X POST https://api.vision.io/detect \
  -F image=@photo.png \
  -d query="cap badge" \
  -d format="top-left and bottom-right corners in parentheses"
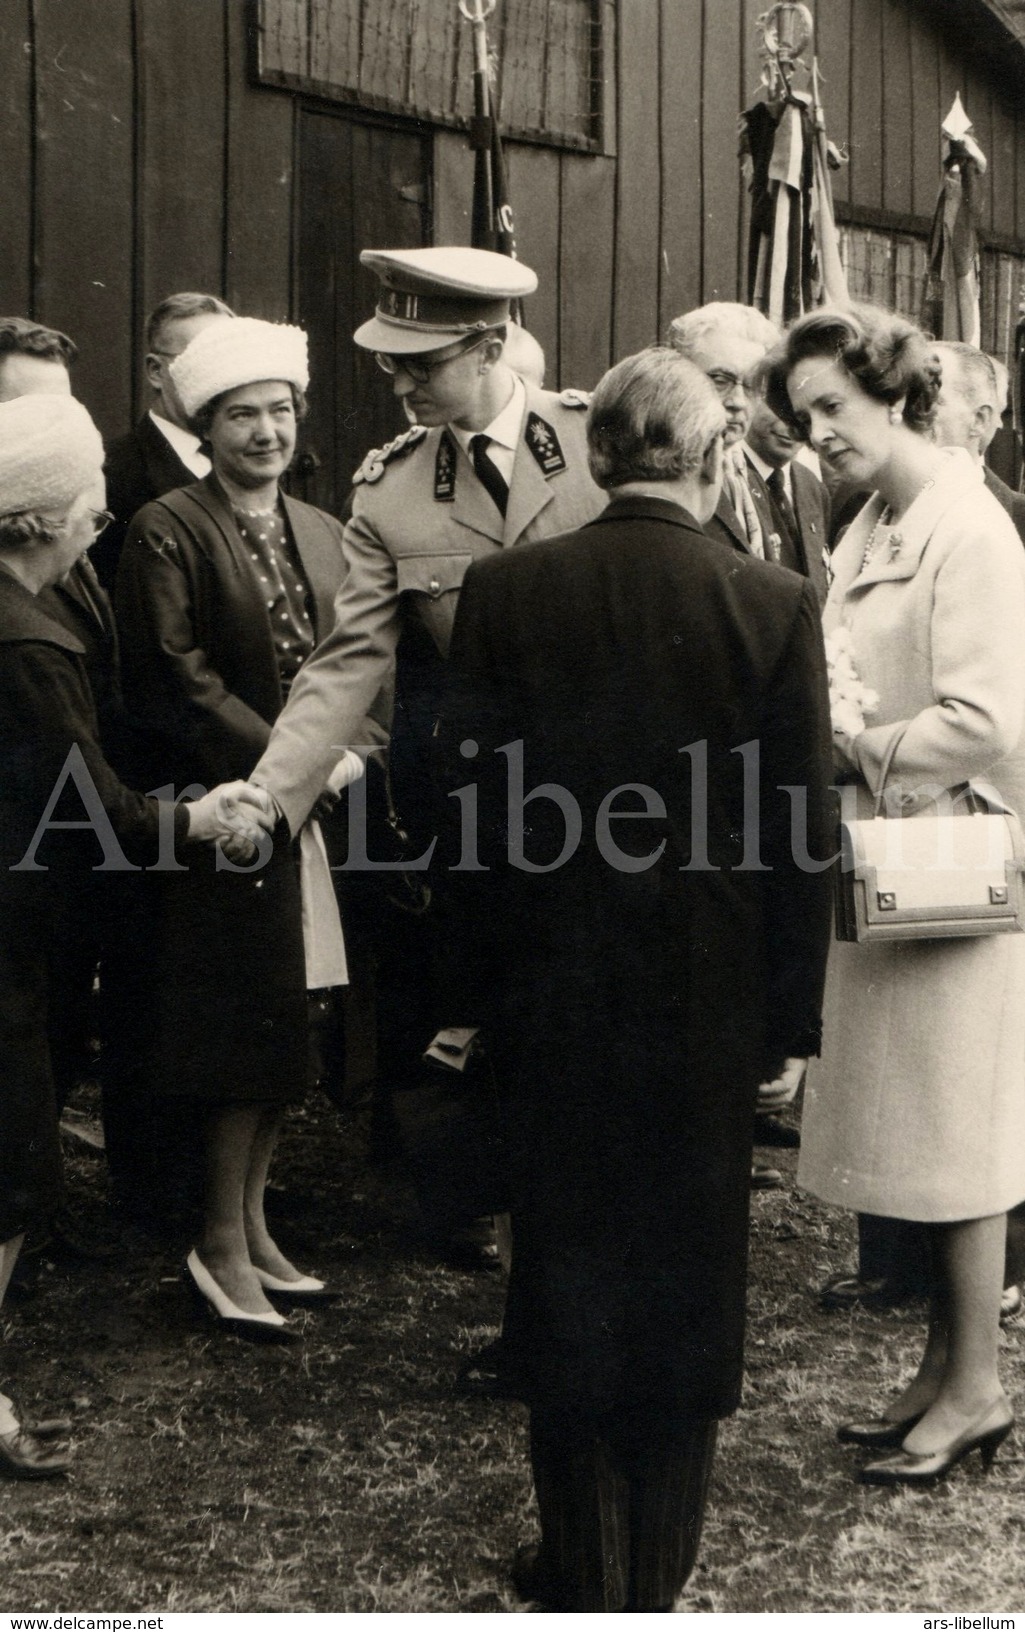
top-left (525, 412), bottom-right (566, 478)
top-left (381, 289), bottom-right (420, 322)
top-left (435, 430), bottom-right (457, 501)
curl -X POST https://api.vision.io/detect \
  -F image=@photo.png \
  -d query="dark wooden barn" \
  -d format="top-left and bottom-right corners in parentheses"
top-left (3, 0), bottom-right (1025, 513)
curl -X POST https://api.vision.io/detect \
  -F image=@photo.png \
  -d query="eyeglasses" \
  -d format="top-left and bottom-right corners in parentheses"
top-left (705, 368), bottom-right (754, 399)
top-left (87, 508), bottom-right (115, 539)
top-left (373, 337), bottom-right (486, 385)
top-left (57, 508), bottom-right (114, 541)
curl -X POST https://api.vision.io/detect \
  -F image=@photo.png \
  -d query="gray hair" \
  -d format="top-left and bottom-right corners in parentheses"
top-left (586, 346), bottom-right (726, 490)
top-left (146, 292), bottom-right (234, 353)
top-left (668, 301), bottom-right (779, 358)
top-left (933, 341), bottom-right (998, 411)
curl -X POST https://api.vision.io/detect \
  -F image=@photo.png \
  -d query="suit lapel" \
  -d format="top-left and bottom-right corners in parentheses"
top-left (140, 414), bottom-right (195, 495)
top-left (449, 436), bottom-right (506, 545)
top-left (713, 489), bottom-right (750, 552)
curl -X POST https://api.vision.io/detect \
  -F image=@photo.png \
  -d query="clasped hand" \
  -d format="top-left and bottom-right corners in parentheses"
top-left (185, 780), bottom-right (278, 862)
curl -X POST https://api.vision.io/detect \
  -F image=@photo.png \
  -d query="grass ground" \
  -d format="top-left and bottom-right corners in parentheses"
top-left (2, 1091), bottom-right (1023, 1614)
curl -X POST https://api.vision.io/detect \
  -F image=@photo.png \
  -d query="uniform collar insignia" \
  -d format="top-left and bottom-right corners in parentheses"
top-left (525, 412), bottom-right (566, 478)
top-left (435, 430), bottom-right (457, 502)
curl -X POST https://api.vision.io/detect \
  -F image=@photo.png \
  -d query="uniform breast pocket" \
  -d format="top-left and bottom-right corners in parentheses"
top-left (395, 553), bottom-right (473, 655)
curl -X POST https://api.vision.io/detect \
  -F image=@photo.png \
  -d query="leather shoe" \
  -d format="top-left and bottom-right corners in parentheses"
top-left (837, 1410), bottom-right (924, 1449)
top-left (751, 1161), bottom-right (783, 1190)
top-left (511, 1542), bottom-right (565, 1609)
top-left (819, 1273), bottom-right (908, 1311)
top-left (0, 1427), bottom-right (71, 1481)
top-left (754, 1114), bottom-right (800, 1148)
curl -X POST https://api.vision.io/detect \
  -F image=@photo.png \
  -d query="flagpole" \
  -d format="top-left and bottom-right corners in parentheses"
top-left (460, 0), bottom-right (497, 250)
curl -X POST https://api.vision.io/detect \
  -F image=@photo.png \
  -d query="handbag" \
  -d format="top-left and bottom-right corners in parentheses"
top-left (835, 731), bottom-right (1025, 943)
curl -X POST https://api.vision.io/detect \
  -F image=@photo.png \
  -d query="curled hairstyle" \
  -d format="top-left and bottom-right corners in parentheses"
top-left (0, 511), bottom-right (60, 552)
top-left (586, 346), bottom-right (726, 490)
top-left (190, 383), bottom-right (309, 453)
top-left (0, 317), bottom-right (77, 368)
top-left (762, 303), bottom-right (940, 440)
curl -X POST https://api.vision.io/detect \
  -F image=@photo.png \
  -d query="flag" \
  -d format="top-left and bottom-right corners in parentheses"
top-left (923, 94), bottom-right (986, 347)
top-left (742, 11), bottom-right (848, 328)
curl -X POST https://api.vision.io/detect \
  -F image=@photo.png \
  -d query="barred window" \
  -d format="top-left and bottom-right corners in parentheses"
top-left (839, 223), bottom-right (1025, 374)
top-left (252, 0), bottom-right (605, 151)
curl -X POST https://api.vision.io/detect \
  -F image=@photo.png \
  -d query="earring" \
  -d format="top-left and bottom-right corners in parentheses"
top-left (889, 406), bottom-right (901, 424)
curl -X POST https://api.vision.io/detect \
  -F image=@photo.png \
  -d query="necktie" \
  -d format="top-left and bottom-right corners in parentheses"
top-left (767, 467), bottom-right (800, 550)
top-left (470, 434), bottom-right (509, 518)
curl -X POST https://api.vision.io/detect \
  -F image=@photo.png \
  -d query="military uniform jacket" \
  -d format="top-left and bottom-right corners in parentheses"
top-left (256, 381), bottom-right (605, 835)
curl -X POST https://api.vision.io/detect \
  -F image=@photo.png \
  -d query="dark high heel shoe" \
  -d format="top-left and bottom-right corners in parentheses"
top-left (185, 1250), bottom-right (299, 1344)
top-left (837, 1410), bottom-right (925, 1449)
top-left (859, 1402), bottom-right (1014, 1487)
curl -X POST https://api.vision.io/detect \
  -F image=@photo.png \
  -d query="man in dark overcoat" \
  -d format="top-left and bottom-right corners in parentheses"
top-left (432, 347), bottom-right (835, 1612)
top-left (95, 292), bottom-right (234, 591)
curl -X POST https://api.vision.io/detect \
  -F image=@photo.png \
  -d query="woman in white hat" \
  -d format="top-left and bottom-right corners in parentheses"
top-left (0, 394), bottom-right (254, 1477)
top-left (115, 317), bottom-right (368, 1340)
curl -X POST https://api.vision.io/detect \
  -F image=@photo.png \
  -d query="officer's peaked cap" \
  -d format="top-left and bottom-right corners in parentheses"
top-left (354, 246), bottom-right (537, 355)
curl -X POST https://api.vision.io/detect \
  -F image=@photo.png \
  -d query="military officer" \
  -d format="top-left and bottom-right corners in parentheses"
top-left (238, 247), bottom-right (605, 1276)
top-left (246, 245), bottom-right (604, 833)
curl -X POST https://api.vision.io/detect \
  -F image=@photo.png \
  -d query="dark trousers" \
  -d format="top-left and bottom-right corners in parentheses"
top-left (529, 1411), bottom-right (718, 1612)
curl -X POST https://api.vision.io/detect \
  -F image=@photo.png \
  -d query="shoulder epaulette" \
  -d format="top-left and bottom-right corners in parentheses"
top-left (558, 388), bottom-right (591, 409)
top-left (352, 424), bottom-right (429, 485)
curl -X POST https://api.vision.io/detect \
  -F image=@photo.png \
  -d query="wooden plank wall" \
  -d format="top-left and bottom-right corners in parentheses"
top-left (0, 0), bottom-right (295, 443)
top-left (4, 0), bottom-right (1025, 444)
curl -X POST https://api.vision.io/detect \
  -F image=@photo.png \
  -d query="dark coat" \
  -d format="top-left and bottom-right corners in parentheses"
top-left (984, 465), bottom-right (1025, 545)
top-left (0, 569), bottom-right (188, 1237)
top-left (95, 414), bottom-right (198, 591)
top-left (743, 455), bottom-right (831, 607)
top-left (113, 476), bottom-right (348, 1105)
top-left (434, 495), bottom-right (834, 1427)
top-left (707, 464), bottom-right (830, 606)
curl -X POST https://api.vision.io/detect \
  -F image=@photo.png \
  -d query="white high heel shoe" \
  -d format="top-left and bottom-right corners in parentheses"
top-left (185, 1250), bottom-right (298, 1343)
top-left (254, 1266), bottom-right (339, 1304)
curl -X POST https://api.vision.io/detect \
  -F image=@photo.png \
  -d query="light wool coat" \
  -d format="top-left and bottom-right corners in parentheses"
top-left (799, 450), bottom-right (1025, 1221)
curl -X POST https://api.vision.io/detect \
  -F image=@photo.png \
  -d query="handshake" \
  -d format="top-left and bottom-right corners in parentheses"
top-left (182, 751), bottom-right (365, 863)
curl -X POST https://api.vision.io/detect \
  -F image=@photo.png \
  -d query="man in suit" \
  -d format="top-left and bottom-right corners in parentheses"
top-left (236, 247), bottom-right (605, 1275)
top-left (94, 291), bottom-right (234, 589)
top-left (432, 346), bottom-right (834, 1610)
top-left (933, 342), bottom-right (1025, 543)
top-left (669, 302), bottom-right (821, 1180)
top-left (742, 395), bottom-right (830, 607)
top-left (667, 302), bottom-right (779, 560)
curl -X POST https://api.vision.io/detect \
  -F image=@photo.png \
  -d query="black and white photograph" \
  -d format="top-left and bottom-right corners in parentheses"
top-left (2, 0), bottom-right (1025, 1615)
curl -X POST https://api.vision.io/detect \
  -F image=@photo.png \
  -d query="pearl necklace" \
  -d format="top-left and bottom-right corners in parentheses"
top-left (860, 478), bottom-right (936, 571)
top-left (234, 500), bottom-right (280, 519)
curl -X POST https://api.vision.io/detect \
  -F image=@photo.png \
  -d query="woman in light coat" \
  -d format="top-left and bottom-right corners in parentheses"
top-left (766, 305), bottom-right (1025, 1487)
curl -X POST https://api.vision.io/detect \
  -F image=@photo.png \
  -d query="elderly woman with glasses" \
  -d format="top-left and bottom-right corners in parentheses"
top-left (0, 394), bottom-right (252, 1478)
top-left (115, 317), bottom-right (370, 1342)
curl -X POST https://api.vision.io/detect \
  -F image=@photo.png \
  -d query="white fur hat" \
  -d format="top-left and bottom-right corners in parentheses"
top-left (170, 316), bottom-right (310, 419)
top-left (0, 394), bottom-right (105, 516)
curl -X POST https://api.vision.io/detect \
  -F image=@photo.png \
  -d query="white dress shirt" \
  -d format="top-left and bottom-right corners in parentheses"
top-left (451, 372), bottom-right (526, 487)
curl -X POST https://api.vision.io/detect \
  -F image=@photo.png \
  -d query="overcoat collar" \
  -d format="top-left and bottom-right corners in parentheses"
top-left (0, 564), bottom-right (87, 653)
top-left (835, 448), bottom-right (984, 595)
top-left (588, 492), bottom-right (708, 537)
